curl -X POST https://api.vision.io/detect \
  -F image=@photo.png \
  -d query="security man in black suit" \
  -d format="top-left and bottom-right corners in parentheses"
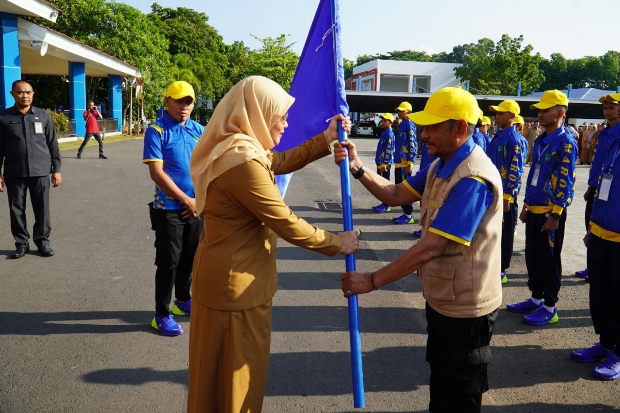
top-left (0, 80), bottom-right (61, 258)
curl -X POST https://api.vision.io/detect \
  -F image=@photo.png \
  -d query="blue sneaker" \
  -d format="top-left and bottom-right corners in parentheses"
top-left (171, 299), bottom-right (191, 316)
top-left (571, 343), bottom-right (614, 363)
top-left (593, 354), bottom-right (620, 380)
top-left (523, 306), bottom-right (558, 326)
top-left (393, 214), bottom-right (414, 225)
top-left (575, 268), bottom-right (588, 278)
top-left (372, 204), bottom-right (391, 213)
top-left (413, 230), bottom-right (422, 238)
top-left (501, 272), bottom-right (508, 284)
top-left (151, 314), bottom-right (184, 336)
top-left (506, 298), bottom-right (543, 313)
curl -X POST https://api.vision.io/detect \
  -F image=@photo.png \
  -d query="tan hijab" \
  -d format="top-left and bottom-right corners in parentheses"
top-left (190, 76), bottom-right (295, 212)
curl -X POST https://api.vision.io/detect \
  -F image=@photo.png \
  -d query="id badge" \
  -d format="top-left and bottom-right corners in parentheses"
top-left (599, 173), bottom-right (613, 201)
top-left (531, 164), bottom-right (541, 186)
top-left (34, 122), bottom-right (43, 134)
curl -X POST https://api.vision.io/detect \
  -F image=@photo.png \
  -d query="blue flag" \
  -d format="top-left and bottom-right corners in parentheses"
top-left (273, 0), bottom-right (349, 196)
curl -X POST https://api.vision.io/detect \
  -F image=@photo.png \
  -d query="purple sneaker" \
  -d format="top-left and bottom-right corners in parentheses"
top-left (151, 314), bottom-right (184, 336)
top-left (171, 299), bottom-right (191, 316)
top-left (373, 204), bottom-right (391, 213)
top-left (506, 298), bottom-right (543, 313)
top-left (413, 230), bottom-right (422, 238)
top-left (593, 354), bottom-right (620, 380)
top-left (522, 306), bottom-right (558, 326)
top-left (394, 214), bottom-right (414, 225)
top-left (575, 268), bottom-right (588, 278)
top-left (570, 343), bottom-right (614, 363)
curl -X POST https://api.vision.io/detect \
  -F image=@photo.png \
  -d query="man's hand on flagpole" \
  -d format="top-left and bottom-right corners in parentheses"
top-left (324, 114), bottom-right (351, 143)
top-left (338, 230), bottom-right (360, 255)
top-left (333, 140), bottom-right (359, 167)
top-left (341, 271), bottom-right (374, 297)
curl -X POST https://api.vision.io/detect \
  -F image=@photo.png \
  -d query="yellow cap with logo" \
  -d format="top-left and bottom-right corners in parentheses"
top-left (166, 81), bottom-right (196, 101)
top-left (489, 100), bottom-right (520, 115)
top-left (395, 101), bottom-right (412, 112)
top-left (406, 87), bottom-right (480, 125)
top-left (530, 90), bottom-right (569, 110)
top-left (599, 94), bottom-right (620, 104)
top-left (379, 113), bottom-right (395, 122)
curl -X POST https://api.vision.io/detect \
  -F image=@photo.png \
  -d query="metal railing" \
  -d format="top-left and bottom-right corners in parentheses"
top-left (59, 118), bottom-right (119, 137)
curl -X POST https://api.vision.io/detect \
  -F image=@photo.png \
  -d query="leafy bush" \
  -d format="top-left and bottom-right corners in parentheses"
top-left (46, 109), bottom-right (69, 135)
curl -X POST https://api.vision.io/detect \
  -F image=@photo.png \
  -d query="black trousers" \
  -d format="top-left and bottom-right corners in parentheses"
top-left (587, 234), bottom-right (620, 353)
top-left (584, 187), bottom-right (595, 230)
top-left (501, 206), bottom-right (516, 272)
top-left (376, 167), bottom-right (391, 207)
top-left (78, 132), bottom-right (104, 156)
top-left (524, 210), bottom-right (566, 307)
top-left (426, 303), bottom-right (498, 413)
top-left (150, 207), bottom-right (203, 316)
top-left (5, 176), bottom-right (51, 248)
top-left (394, 167), bottom-right (413, 215)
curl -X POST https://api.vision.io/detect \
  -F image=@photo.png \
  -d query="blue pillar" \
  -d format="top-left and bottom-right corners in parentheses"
top-left (616, 86), bottom-right (620, 93)
top-left (567, 84), bottom-right (572, 99)
top-left (69, 62), bottom-right (86, 136)
top-left (517, 82), bottom-right (522, 97)
top-left (412, 77), bottom-right (417, 93)
top-left (464, 80), bottom-right (470, 92)
top-left (108, 75), bottom-right (122, 132)
top-left (0, 13), bottom-right (20, 110)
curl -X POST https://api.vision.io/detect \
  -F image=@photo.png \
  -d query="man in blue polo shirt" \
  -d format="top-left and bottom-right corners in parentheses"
top-left (569, 92), bottom-right (620, 380)
top-left (336, 87), bottom-right (503, 413)
top-left (487, 100), bottom-right (525, 284)
top-left (507, 90), bottom-right (577, 326)
top-left (143, 81), bottom-right (204, 336)
top-left (392, 101), bottom-right (416, 224)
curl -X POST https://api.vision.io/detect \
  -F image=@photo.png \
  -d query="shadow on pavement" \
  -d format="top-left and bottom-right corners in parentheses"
top-left (0, 311), bottom-right (153, 335)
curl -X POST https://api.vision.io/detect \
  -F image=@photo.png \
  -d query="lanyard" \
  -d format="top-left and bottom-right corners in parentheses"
top-left (604, 142), bottom-right (620, 173)
top-left (536, 140), bottom-right (553, 163)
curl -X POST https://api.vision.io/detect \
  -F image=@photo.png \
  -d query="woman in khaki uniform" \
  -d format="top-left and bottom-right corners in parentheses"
top-left (187, 76), bottom-right (359, 413)
top-left (580, 124), bottom-right (597, 165)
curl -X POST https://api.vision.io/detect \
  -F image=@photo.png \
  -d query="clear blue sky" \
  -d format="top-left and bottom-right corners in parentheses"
top-left (119, 0), bottom-right (619, 61)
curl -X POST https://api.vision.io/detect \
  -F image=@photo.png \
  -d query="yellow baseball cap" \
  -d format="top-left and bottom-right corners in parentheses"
top-left (599, 94), bottom-right (620, 104)
top-left (481, 116), bottom-right (491, 125)
top-left (166, 81), bottom-right (195, 101)
top-left (395, 101), bottom-right (412, 112)
top-left (406, 87), bottom-right (480, 125)
top-left (514, 115), bottom-right (524, 125)
top-left (379, 113), bottom-right (395, 122)
top-left (530, 89), bottom-right (569, 110)
top-left (489, 100), bottom-right (520, 115)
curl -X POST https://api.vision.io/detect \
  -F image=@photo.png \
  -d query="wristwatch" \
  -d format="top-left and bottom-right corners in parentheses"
top-left (352, 164), bottom-right (366, 179)
top-left (550, 212), bottom-right (561, 220)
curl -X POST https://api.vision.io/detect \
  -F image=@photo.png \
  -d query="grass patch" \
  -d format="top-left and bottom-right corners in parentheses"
top-left (58, 134), bottom-right (142, 152)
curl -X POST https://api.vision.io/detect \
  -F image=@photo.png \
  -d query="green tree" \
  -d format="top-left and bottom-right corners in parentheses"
top-left (245, 34), bottom-right (299, 91)
top-left (28, 0), bottom-right (170, 116)
top-left (601, 51), bottom-right (620, 90)
top-left (539, 53), bottom-right (569, 90)
top-left (223, 41), bottom-right (250, 87)
top-left (343, 58), bottom-right (355, 80)
top-left (454, 35), bottom-right (544, 95)
top-left (148, 3), bottom-right (229, 100)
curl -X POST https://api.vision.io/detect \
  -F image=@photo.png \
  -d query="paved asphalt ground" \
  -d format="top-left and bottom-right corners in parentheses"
top-left (0, 137), bottom-right (619, 413)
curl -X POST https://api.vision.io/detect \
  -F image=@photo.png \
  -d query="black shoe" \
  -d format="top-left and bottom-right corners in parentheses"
top-left (99, 155), bottom-right (107, 159)
top-left (77, 153), bottom-right (81, 159)
top-left (38, 246), bottom-right (54, 257)
top-left (12, 246), bottom-right (29, 259)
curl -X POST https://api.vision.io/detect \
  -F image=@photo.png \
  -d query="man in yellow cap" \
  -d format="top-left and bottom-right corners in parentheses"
top-left (487, 100), bottom-right (525, 284)
top-left (507, 90), bottom-right (577, 326)
top-left (569, 93), bottom-right (620, 380)
top-left (143, 81), bottom-right (205, 336)
top-left (392, 101), bottom-right (416, 224)
top-left (480, 116), bottom-right (492, 147)
top-left (372, 113), bottom-right (395, 213)
top-left (335, 87), bottom-right (503, 413)
top-left (574, 95), bottom-right (620, 280)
